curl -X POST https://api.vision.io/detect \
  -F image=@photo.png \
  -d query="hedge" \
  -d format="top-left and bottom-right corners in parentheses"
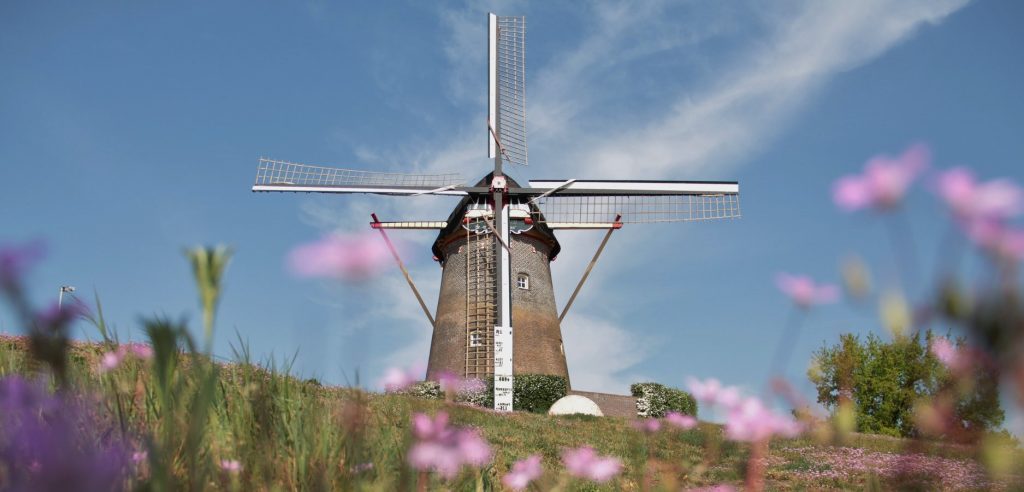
top-left (630, 382), bottom-right (697, 418)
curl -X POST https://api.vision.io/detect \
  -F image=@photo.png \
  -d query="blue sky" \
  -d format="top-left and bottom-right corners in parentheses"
top-left (2, 1), bottom-right (1022, 429)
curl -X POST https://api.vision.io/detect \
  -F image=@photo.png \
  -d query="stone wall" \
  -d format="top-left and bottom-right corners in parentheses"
top-left (569, 390), bottom-right (638, 418)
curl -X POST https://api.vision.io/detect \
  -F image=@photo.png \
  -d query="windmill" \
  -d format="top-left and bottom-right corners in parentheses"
top-left (251, 14), bottom-right (741, 412)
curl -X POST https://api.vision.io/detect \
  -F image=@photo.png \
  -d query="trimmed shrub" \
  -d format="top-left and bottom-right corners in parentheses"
top-left (630, 382), bottom-right (697, 418)
top-left (399, 380), bottom-right (443, 400)
top-left (472, 374), bottom-right (568, 413)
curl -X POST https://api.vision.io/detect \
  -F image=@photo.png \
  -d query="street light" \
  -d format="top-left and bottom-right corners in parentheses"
top-left (58, 285), bottom-right (76, 309)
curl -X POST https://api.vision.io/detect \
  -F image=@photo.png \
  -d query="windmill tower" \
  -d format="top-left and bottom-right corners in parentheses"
top-left (251, 14), bottom-right (741, 412)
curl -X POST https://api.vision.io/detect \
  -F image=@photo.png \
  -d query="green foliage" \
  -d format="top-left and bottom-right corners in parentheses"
top-left (472, 374), bottom-right (568, 413)
top-left (631, 382), bottom-right (697, 418)
top-left (809, 331), bottom-right (1004, 438)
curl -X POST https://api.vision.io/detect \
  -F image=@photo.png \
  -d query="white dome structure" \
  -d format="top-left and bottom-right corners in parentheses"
top-left (548, 395), bottom-right (604, 417)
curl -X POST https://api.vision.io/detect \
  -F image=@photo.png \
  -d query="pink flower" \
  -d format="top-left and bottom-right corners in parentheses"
top-left (220, 459), bottom-right (242, 473)
top-left (502, 454), bottom-right (543, 491)
top-left (686, 377), bottom-right (741, 409)
top-left (287, 233), bottom-right (391, 281)
top-left (930, 336), bottom-right (968, 372)
top-left (561, 446), bottom-right (622, 483)
top-left (775, 273), bottom-right (839, 308)
top-left (407, 412), bottom-right (492, 479)
top-left (99, 351), bottom-right (124, 373)
top-left (380, 365), bottom-right (421, 393)
top-left (965, 220), bottom-right (1024, 263)
top-left (125, 343), bottom-right (153, 360)
top-left (934, 167), bottom-right (1022, 220)
top-left (833, 143), bottom-right (929, 211)
top-left (132, 451), bottom-right (148, 464)
top-left (665, 412), bottom-right (698, 430)
top-left (724, 396), bottom-right (802, 442)
top-left (631, 418), bottom-right (662, 433)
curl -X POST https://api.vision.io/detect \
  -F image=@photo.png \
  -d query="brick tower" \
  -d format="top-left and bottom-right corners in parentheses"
top-left (426, 174), bottom-right (570, 384)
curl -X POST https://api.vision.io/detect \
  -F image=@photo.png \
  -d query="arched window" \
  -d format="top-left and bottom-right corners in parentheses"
top-left (516, 274), bottom-right (529, 290)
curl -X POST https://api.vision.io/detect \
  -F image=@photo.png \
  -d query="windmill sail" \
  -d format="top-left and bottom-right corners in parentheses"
top-left (489, 15), bottom-right (527, 166)
top-left (252, 158), bottom-right (465, 196)
top-left (527, 179), bottom-right (741, 224)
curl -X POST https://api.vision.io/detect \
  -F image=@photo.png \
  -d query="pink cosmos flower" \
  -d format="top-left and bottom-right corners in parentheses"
top-left (125, 343), bottom-right (153, 360)
top-left (775, 273), bottom-right (839, 309)
top-left (287, 233), bottom-right (392, 281)
top-left (833, 143), bottom-right (929, 211)
top-left (665, 411), bottom-right (698, 430)
top-left (965, 220), bottom-right (1024, 263)
top-left (561, 446), bottom-right (622, 483)
top-left (724, 396), bottom-right (802, 442)
top-left (686, 377), bottom-right (741, 409)
top-left (934, 167), bottom-right (1022, 220)
top-left (220, 459), bottom-right (242, 473)
top-left (631, 418), bottom-right (662, 433)
top-left (502, 454), bottom-right (543, 491)
top-left (380, 365), bottom-right (421, 393)
top-left (99, 351), bottom-right (124, 374)
top-left (930, 337), bottom-right (967, 372)
top-left (407, 412), bottom-right (492, 479)
top-left (132, 451), bottom-right (148, 464)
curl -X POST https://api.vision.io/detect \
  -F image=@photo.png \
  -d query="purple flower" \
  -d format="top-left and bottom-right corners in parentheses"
top-left (0, 375), bottom-right (132, 491)
top-left (502, 454), bottom-right (543, 491)
top-left (665, 411), bottom-right (698, 430)
top-left (686, 377), bottom-right (741, 409)
top-left (561, 446), bottom-right (622, 483)
top-left (0, 240), bottom-right (46, 292)
top-left (407, 412), bottom-right (492, 479)
top-left (287, 233), bottom-right (391, 281)
top-left (930, 337), bottom-right (968, 372)
top-left (934, 167), bottom-right (1022, 221)
top-left (833, 143), bottom-right (929, 211)
top-left (775, 273), bottom-right (839, 308)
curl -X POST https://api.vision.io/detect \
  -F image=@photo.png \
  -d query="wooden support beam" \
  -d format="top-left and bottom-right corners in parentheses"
top-left (559, 215), bottom-right (621, 322)
top-left (370, 213), bottom-right (435, 328)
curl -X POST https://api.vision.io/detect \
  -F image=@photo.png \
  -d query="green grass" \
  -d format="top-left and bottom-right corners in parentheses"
top-left (2, 333), bottom-right (1019, 491)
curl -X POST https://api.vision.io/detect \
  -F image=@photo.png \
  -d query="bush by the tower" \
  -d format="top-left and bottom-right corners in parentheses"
top-left (631, 382), bottom-right (697, 418)
top-left (469, 374), bottom-right (568, 413)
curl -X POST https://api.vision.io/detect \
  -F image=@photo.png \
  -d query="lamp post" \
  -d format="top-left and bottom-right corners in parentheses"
top-left (58, 285), bottom-right (76, 310)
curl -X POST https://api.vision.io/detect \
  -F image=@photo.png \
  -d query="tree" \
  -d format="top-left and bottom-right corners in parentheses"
top-left (809, 331), bottom-right (1003, 438)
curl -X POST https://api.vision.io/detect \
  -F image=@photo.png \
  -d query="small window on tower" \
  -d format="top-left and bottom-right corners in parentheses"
top-left (516, 274), bottom-right (529, 290)
top-left (469, 330), bottom-right (483, 347)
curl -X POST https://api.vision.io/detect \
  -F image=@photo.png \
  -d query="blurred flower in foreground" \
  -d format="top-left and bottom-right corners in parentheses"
top-left (0, 241), bottom-right (45, 292)
top-left (287, 233), bottom-right (391, 281)
top-left (437, 371), bottom-right (486, 394)
top-left (98, 342), bottom-right (156, 374)
top-left (380, 365), bottom-right (421, 393)
top-left (833, 143), bottom-right (929, 211)
top-left (930, 337), bottom-right (966, 372)
top-left (665, 411), bottom-right (698, 430)
top-left (502, 454), bottom-right (543, 491)
top-left (561, 446), bottom-right (622, 483)
top-left (965, 220), bottom-right (1024, 263)
top-left (220, 459), bottom-right (242, 473)
top-left (775, 273), bottom-right (840, 309)
top-left (934, 167), bottom-right (1022, 221)
top-left (0, 375), bottom-right (132, 491)
top-left (686, 377), bottom-right (741, 409)
top-left (725, 396), bottom-right (802, 442)
top-left (631, 418), bottom-right (661, 433)
top-left (408, 412), bottom-right (492, 479)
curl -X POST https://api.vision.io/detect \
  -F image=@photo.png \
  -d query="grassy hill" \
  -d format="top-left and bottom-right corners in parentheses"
top-left (2, 333), bottom-right (1019, 491)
